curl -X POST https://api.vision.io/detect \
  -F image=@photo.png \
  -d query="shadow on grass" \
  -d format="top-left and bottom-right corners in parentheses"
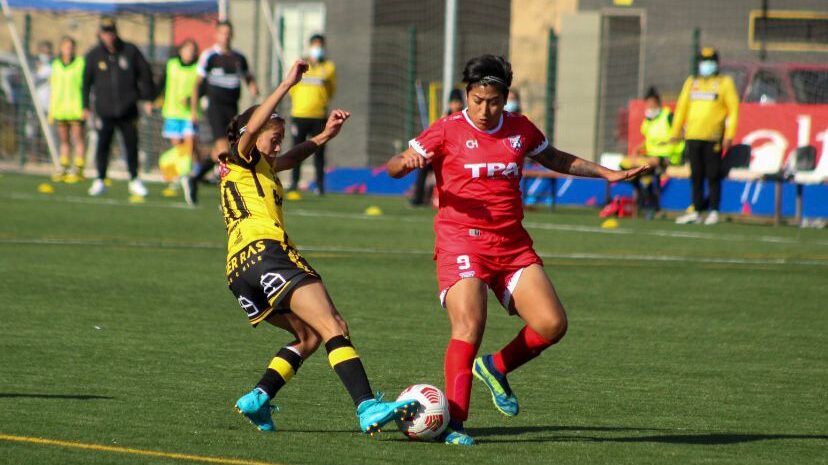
top-left (0, 393), bottom-right (114, 400)
top-left (475, 426), bottom-right (828, 445)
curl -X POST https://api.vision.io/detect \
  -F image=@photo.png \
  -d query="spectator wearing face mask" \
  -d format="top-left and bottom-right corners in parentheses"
top-left (288, 34), bottom-right (336, 194)
top-left (504, 89), bottom-right (521, 114)
top-left (671, 47), bottom-right (739, 225)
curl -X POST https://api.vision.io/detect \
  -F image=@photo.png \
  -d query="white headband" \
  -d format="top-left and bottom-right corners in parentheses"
top-left (239, 113), bottom-right (282, 134)
top-left (478, 75), bottom-right (508, 89)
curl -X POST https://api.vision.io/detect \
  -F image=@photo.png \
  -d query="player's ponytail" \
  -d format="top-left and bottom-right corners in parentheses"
top-left (217, 105), bottom-right (259, 166)
top-left (462, 55), bottom-right (512, 96)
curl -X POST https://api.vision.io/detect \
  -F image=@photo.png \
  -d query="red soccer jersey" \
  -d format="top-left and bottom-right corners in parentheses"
top-left (410, 109), bottom-right (548, 233)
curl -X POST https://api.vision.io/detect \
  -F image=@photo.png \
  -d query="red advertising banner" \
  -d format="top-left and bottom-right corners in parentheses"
top-left (628, 101), bottom-right (828, 171)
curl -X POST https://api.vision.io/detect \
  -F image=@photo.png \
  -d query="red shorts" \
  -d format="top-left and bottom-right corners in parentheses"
top-left (435, 223), bottom-right (543, 312)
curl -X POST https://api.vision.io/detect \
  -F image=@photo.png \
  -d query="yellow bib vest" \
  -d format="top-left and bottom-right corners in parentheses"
top-left (641, 107), bottom-right (684, 164)
top-left (289, 60), bottom-right (336, 119)
top-left (49, 57), bottom-right (85, 121)
top-left (162, 58), bottom-right (199, 120)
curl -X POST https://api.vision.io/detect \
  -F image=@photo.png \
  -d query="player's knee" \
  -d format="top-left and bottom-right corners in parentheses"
top-left (536, 312), bottom-right (568, 344)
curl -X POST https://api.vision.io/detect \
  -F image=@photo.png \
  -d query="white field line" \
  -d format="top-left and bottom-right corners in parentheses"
top-left (4, 191), bottom-right (826, 246)
top-left (1, 237), bottom-right (826, 267)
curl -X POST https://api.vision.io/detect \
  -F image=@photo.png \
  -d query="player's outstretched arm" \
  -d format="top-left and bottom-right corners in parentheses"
top-left (268, 109), bottom-right (351, 172)
top-left (387, 148), bottom-right (428, 178)
top-left (238, 59), bottom-right (308, 157)
top-left (534, 145), bottom-right (650, 182)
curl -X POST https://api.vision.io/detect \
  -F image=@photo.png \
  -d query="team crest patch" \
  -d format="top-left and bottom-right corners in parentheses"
top-left (219, 162), bottom-right (230, 178)
top-left (505, 134), bottom-right (524, 152)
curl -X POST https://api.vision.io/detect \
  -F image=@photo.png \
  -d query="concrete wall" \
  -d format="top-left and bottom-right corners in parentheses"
top-left (555, 12), bottom-right (602, 160)
top-left (509, 0), bottom-right (577, 132)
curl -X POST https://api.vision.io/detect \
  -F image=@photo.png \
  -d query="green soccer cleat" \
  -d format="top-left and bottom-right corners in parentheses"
top-left (357, 393), bottom-right (419, 437)
top-left (473, 355), bottom-right (519, 417)
top-left (235, 388), bottom-right (277, 432)
top-left (440, 420), bottom-right (475, 446)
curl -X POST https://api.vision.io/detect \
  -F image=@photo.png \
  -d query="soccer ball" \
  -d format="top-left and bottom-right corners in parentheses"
top-left (395, 384), bottom-right (449, 441)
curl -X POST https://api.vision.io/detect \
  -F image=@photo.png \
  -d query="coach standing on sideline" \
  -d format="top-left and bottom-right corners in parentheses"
top-left (671, 47), bottom-right (739, 226)
top-left (83, 16), bottom-right (155, 198)
top-left (288, 34), bottom-right (336, 194)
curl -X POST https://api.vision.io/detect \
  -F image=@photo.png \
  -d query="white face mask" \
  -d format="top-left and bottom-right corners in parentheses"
top-left (309, 46), bottom-right (325, 61)
top-left (504, 100), bottom-right (520, 112)
top-left (698, 60), bottom-right (718, 77)
top-left (645, 108), bottom-right (660, 119)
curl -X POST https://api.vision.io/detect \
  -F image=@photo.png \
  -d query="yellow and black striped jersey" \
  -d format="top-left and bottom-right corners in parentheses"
top-left (220, 145), bottom-right (288, 268)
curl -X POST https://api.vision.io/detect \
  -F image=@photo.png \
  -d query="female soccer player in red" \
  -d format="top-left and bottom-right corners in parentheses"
top-left (387, 55), bottom-right (648, 445)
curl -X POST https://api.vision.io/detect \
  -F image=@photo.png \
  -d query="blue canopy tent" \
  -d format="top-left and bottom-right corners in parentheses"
top-left (7, 1), bottom-right (217, 15)
top-left (1, 0), bottom-right (219, 169)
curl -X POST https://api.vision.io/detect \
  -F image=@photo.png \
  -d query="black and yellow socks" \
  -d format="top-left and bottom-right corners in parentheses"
top-left (256, 346), bottom-right (303, 398)
top-left (325, 335), bottom-right (374, 406)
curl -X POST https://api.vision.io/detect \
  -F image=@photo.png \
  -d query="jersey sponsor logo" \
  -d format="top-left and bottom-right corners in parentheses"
top-left (464, 162), bottom-right (520, 178)
top-left (238, 296), bottom-right (260, 317)
top-left (260, 272), bottom-right (287, 299)
top-left (690, 91), bottom-right (719, 101)
top-left (465, 139), bottom-right (479, 149)
top-left (226, 240), bottom-right (266, 275)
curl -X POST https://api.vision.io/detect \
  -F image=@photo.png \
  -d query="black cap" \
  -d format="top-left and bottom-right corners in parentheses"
top-left (698, 47), bottom-right (719, 62)
top-left (99, 16), bottom-right (117, 33)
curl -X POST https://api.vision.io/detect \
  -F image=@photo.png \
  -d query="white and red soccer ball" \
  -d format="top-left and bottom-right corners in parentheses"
top-left (395, 384), bottom-right (449, 441)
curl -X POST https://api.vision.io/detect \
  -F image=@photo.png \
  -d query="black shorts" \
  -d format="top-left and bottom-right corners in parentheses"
top-left (227, 239), bottom-right (320, 326)
top-left (206, 102), bottom-right (238, 142)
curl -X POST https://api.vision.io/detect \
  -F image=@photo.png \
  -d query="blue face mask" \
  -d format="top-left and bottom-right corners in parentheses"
top-left (698, 60), bottom-right (718, 77)
top-left (504, 100), bottom-right (520, 113)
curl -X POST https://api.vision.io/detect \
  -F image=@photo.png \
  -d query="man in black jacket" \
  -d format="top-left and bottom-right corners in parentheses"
top-left (83, 17), bottom-right (154, 197)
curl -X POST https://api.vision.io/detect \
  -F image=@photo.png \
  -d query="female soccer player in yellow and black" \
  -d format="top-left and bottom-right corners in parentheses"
top-left (220, 59), bottom-right (418, 435)
top-left (49, 36), bottom-right (86, 182)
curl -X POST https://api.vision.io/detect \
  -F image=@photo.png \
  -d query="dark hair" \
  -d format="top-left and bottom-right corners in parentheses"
top-left (309, 33), bottom-right (325, 45)
top-left (644, 86), bottom-right (661, 103)
top-left (177, 38), bottom-right (199, 62)
top-left (59, 36), bottom-right (76, 47)
top-left (216, 20), bottom-right (233, 30)
top-left (462, 55), bottom-right (512, 95)
top-left (218, 105), bottom-right (285, 167)
top-left (448, 88), bottom-right (464, 103)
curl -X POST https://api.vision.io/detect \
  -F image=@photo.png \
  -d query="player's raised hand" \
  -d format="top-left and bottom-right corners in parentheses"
top-left (284, 59), bottom-right (309, 87)
top-left (605, 164), bottom-right (651, 183)
top-left (323, 109), bottom-right (351, 139)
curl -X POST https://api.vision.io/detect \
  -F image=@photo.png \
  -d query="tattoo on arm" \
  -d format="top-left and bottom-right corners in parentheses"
top-left (535, 147), bottom-right (609, 178)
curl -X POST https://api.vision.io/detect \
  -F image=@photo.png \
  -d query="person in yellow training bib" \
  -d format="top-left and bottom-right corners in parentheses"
top-left (671, 47), bottom-right (739, 226)
top-left (626, 87), bottom-right (685, 218)
top-left (49, 37), bottom-right (86, 182)
top-left (220, 59), bottom-right (419, 435)
top-left (288, 33), bottom-right (336, 194)
top-left (158, 39), bottom-right (199, 201)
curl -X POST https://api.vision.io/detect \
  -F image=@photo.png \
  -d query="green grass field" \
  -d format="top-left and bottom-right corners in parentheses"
top-left (1, 172), bottom-right (826, 465)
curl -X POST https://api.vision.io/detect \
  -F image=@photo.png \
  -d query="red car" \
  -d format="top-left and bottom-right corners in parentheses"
top-left (720, 61), bottom-right (828, 104)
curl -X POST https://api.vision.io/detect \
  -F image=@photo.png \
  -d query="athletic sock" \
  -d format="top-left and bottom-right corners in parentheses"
top-left (325, 335), bottom-right (374, 407)
top-left (255, 346), bottom-right (304, 399)
top-left (492, 325), bottom-right (553, 375)
top-left (444, 338), bottom-right (477, 422)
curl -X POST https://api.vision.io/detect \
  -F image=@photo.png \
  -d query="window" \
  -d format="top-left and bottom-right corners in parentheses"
top-left (275, 3), bottom-right (326, 81)
top-left (745, 70), bottom-right (786, 104)
top-left (719, 65), bottom-right (748, 97)
top-left (789, 70), bottom-right (828, 104)
top-left (749, 10), bottom-right (828, 52)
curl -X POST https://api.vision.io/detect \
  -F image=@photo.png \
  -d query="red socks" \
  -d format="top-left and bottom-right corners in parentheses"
top-left (444, 338), bottom-right (477, 422)
top-left (492, 325), bottom-right (552, 374)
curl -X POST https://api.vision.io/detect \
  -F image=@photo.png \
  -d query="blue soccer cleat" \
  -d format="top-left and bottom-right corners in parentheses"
top-left (235, 388), bottom-right (277, 432)
top-left (357, 393), bottom-right (419, 437)
top-left (473, 355), bottom-right (519, 417)
top-left (440, 420), bottom-right (475, 446)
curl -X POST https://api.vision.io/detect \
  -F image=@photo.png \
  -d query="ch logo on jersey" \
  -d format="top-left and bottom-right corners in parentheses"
top-left (464, 162), bottom-right (520, 179)
top-left (465, 139), bottom-right (479, 149)
top-left (260, 272), bottom-right (287, 299)
top-left (238, 296), bottom-right (260, 317)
